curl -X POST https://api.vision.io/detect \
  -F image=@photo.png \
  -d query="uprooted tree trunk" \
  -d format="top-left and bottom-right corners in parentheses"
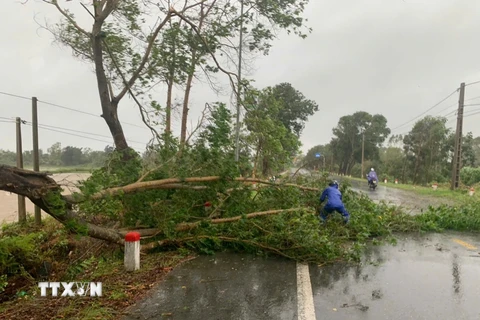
top-left (0, 165), bottom-right (320, 247)
top-left (0, 165), bottom-right (125, 245)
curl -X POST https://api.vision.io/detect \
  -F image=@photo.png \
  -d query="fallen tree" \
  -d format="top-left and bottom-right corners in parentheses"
top-left (0, 165), bottom-right (320, 249)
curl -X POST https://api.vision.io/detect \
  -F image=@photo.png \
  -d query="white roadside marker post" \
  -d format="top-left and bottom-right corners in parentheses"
top-left (125, 232), bottom-right (140, 271)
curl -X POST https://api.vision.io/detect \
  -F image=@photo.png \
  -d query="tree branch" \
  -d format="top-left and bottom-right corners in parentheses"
top-left (171, 8), bottom-right (240, 103)
top-left (42, 0), bottom-right (89, 36)
top-left (185, 102), bottom-right (209, 144)
top-left (86, 176), bottom-right (320, 201)
top-left (142, 235), bottom-right (296, 260)
top-left (101, 38), bottom-right (163, 143)
top-left (114, 11), bottom-right (173, 102)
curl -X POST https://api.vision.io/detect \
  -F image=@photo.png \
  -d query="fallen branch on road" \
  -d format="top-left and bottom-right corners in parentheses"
top-left (120, 207), bottom-right (314, 238)
top-left (141, 235), bottom-right (296, 260)
top-left (85, 177), bottom-right (320, 202)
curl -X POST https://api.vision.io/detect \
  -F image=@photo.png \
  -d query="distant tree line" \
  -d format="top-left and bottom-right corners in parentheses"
top-left (305, 112), bottom-right (480, 186)
top-left (0, 142), bottom-right (114, 167)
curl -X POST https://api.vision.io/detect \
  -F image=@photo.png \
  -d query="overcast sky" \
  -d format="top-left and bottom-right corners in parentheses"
top-left (2, 0), bottom-right (480, 155)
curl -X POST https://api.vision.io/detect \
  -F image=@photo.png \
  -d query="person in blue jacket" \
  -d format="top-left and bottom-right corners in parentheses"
top-left (367, 168), bottom-right (378, 184)
top-left (319, 180), bottom-right (350, 224)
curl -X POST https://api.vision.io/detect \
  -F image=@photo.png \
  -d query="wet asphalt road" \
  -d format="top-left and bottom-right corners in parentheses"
top-left (121, 177), bottom-right (478, 320)
top-left (122, 232), bottom-right (480, 320)
top-left (122, 253), bottom-right (297, 320)
top-left (334, 176), bottom-right (454, 214)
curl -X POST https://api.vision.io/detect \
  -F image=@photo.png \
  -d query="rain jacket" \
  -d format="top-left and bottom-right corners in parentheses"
top-left (320, 185), bottom-right (344, 208)
top-left (367, 171), bottom-right (378, 181)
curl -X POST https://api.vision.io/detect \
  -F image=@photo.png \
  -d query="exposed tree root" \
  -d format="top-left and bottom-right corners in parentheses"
top-left (0, 165), bottom-right (124, 245)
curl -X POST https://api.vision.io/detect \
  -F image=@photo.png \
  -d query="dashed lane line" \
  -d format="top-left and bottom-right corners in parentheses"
top-left (296, 262), bottom-right (316, 320)
top-left (452, 238), bottom-right (477, 250)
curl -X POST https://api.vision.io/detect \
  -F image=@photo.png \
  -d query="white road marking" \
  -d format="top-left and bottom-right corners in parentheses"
top-left (297, 262), bottom-right (316, 320)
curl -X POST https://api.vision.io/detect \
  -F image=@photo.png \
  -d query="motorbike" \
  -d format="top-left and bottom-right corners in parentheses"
top-left (366, 174), bottom-right (377, 190)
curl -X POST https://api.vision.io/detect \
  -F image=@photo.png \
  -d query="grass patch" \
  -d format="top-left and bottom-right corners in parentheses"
top-left (0, 217), bottom-right (193, 320)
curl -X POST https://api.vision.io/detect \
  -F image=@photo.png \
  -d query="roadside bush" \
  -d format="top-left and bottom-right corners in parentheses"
top-left (460, 167), bottom-right (480, 186)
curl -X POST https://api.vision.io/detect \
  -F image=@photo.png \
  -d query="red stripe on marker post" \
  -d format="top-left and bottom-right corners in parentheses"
top-left (125, 232), bottom-right (140, 242)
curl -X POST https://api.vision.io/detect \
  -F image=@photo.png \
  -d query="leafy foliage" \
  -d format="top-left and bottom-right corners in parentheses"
top-left (460, 167), bottom-right (480, 186)
top-left (330, 111), bottom-right (391, 175)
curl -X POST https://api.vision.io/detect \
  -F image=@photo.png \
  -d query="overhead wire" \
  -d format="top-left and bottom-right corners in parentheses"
top-left (390, 87), bottom-right (459, 132)
top-left (24, 121), bottom-right (146, 146)
top-left (22, 122), bottom-right (143, 153)
top-left (0, 90), bottom-right (150, 130)
top-left (465, 80), bottom-right (480, 87)
top-left (0, 91), bottom-right (31, 101)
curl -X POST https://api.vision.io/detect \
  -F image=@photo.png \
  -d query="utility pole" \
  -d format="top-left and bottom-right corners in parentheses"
top-left (234, 0), bottom-right (244, 162)
top-left (451, 82), bottom-right (465, 190)
top-left (330, 154), bottom-right (334, 173)
top-left (32, 97), bottom-right (41, 225)
top-left (16, 117), bottom-right (26, 223)
top-left (361, 130), bottom-right (365, 178)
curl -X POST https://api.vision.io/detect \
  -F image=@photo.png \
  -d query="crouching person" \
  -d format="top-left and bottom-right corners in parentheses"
top-left (319, 180), bottom-right (350, 224)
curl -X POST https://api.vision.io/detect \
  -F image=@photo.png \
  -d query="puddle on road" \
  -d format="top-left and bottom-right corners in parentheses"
top-left (310, 232), bottom-right (480, 320)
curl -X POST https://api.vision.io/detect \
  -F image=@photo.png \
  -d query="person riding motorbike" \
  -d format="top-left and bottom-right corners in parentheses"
top-left (367, 168), bottom-right (378, 187)
top-left (318, 180), bottom-right (350, 224)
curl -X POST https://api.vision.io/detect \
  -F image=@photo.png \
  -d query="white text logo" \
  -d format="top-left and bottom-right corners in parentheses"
top-left (38, 282), bottom-right (102, 297)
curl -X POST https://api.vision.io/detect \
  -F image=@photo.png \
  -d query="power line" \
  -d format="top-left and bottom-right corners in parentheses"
top-left (0, 90), bottom-right (150, 130)
top-left (390, 88), bottom-right (459, 132)
top-left (38, 100), bottom-right (103, 118)
top-left (464, 110), bottom-right (480, 118)
top-left (465, 95), bottom-right (480, 102)
top-left (1, 114), bottom-right (146, 146)
top-left (23, 120), bottom-right (146, 146)
top-left (22, 122), bottom-right (143, 153)
top-left (0, 91), bottom-right (31, 101)
top-left (434, 102), bottom-right (457, 116)
top-left (466, 80), bottom-right (480, 87)
top-left (37, 100), bottom-right (148, 130)
top-left (22, 122), bottom-right (113, 144)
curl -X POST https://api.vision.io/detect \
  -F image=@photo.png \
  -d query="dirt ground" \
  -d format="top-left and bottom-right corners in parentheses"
top-left (0, 173), bottom-right (91, 225)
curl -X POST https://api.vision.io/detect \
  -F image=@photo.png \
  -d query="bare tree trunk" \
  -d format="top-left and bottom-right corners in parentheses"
top-left (413, 144), bottom-right (422, 184)
top-left (165, 19), bottom-right (179, 135)
top-left (166, 79), bottom-right (173, 134)
top-left (252, 141), bottom-right (261, 178)
top-left (262, 156), bottom-right (269, 177)
top-left (92, 22), bottom-right (129, 153)
top-left (180, 4), bottom-right (207, 145)
top-left (180, 71), bottom-right (195, 144)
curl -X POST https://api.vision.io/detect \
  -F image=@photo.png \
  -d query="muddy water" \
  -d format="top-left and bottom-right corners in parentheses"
top-left (0, 173), bottom-right (91, 224)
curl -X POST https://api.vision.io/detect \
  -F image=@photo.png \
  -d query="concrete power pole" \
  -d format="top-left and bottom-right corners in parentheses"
top-left (16, 117), bottom-right (26, 223)
top-left (451, 82), bottom-right (465, 190)
top-left (361, 131), bottom-right (365, 178)
top-left (32, 97), bottom-right (42, 225)
top-left (234, 0), bottom-right (244, 162)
